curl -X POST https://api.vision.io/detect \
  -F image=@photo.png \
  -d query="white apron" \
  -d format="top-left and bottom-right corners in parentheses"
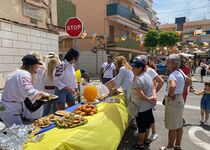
top-left (0, 100), bottom-right (25, 127)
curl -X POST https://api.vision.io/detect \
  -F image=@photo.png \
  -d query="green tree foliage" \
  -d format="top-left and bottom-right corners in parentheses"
top-left (144, 30), bottom-right (159, 48)
top-left (144, 30), bottom-right (159, 55)
top-left (159, 31), bottom-right (179, 47)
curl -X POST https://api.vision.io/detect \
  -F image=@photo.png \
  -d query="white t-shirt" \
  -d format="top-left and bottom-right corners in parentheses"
top-left (167, 70), bottom-right (186, 95)
top-left (113, 66), bottom-right (134, 91)
top-left (34, 63), bottom-right (45, 91)
top-left (146, 67), bottom-right (158, 98)
top-left (146, 67), bottom-right (158, 80)
top-left (101, 62), bottom-right (116, 78)
top-left (54, 60), bottom-right (78, 90)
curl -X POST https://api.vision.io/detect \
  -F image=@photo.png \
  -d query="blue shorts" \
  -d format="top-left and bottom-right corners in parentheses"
top-left (55, 88), bottom-right (75, 104)
top-left (200, 95), bottom-right (210, 112)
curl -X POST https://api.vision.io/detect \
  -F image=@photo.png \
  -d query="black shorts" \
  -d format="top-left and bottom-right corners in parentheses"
top-left (136, 109), bottom-right (155, 133)
top-left (201, 69), bottom-right (206, 76)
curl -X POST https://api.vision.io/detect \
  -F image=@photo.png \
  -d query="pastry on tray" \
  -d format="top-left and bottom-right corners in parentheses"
top-left (37, 93), bottom-right (58, 101)
top-left (48, 114), bottom-right (60, 121)
top-left (73, 104), bottom-right (98, 116)
top-left (33, 117), bottom-right (52, 128)
top-left (55, 110), bottom-right (70, 116)
top-left (55, 113), bottom-right (88, 128)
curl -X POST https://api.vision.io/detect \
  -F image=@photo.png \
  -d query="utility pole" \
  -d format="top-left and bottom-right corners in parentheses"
top-left (187, 1), bottom-right (190, 21)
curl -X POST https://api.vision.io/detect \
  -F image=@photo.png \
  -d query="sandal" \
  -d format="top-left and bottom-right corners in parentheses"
top-left (160, 146), bottom-right (174, 150)
top-left (174, 145), bottom-right (183, 150)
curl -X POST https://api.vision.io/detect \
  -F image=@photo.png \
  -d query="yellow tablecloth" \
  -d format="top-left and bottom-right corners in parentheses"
top-left (24, 94), bottom-right (128, 150)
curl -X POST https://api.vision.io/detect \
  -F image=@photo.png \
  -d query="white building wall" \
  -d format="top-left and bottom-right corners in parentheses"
top-left (77, 50), bottom-right (107, 77)
top-left (0, 21), bottom-right (59, 78)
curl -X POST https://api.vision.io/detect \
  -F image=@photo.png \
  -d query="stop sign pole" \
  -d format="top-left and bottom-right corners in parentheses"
top-left (65, 17), bottom-right (83, 38)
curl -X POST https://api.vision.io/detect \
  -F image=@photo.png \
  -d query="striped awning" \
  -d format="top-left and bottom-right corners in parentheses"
top-left (133, 6), bottom-right (151, 25)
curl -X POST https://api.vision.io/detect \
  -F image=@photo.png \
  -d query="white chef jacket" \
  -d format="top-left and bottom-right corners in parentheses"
top-left (2, 69), bottom-right (39, 102)
top-left (54, 60), bottom-right (78, 90)
top-left (1, 69), bottom-right (39, 125)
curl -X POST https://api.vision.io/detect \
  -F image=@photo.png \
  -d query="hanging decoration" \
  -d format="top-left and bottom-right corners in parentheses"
top-left (80, 23), bottom-right (87, 39)
top-left (91, 33), bottom-right (97, 43)
top-left (121, 35), bottom-right (127, 41)
top-left (136, 34), bottom-right (143, 41)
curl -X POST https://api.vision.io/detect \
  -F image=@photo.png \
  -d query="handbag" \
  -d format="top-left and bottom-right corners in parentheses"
top-left (127, 94), bottom-right (139, 117)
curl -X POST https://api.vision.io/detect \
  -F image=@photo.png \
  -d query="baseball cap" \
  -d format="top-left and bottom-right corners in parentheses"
top-left (137, 55), bottom-right (148, 64)
top-left (130, 59), bottom-right (146, 68)
top-left (22, 54), bottom-right (42, 65)
top-left (135, 55), bottom-right (148, 64)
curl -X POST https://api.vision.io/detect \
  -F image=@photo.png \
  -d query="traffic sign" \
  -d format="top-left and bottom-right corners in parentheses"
top-left (65, 17), bottom-right (83, 38)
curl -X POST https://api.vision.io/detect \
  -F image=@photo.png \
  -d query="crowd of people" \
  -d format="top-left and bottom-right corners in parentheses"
top-left (102, 54), bottom-right (209, 150)
top-left (0, 47), bottom-right (210, 150)
top-left (0, 48), bottom-right (80, 126)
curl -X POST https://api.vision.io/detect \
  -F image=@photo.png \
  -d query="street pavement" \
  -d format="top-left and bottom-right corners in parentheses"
top-left (118, 82), bottom-right (210, 150)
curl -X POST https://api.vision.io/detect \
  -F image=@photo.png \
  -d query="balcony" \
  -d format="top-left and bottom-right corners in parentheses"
top-left (107, 3), bottom-right (131, 20)
top-left (107, 3), bottom-right (149, 31)
top-left (107, 37), bottom-right (140, 50)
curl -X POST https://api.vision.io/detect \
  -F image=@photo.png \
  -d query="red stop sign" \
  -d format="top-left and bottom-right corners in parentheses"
top-left (65, 17), bottom-right (83, 38)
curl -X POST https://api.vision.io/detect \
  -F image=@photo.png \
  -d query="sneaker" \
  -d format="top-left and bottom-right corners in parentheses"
top-left (204, 121), bottom-right (209, 125)
top-left (144, 139), bottom-right (151, 145)
top-left (149, 133), bottom-right (158, 141)
top-left (132, 143), bottom-right (145, 150)
top-left (133, 129), bottom-right (139, 137)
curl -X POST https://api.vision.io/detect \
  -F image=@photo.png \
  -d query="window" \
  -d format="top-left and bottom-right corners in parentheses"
top-left (30, 18), bottom-right (38, 25)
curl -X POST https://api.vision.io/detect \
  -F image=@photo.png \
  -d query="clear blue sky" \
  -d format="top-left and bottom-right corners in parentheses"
top-left (153, 0), bottom-right (210, 24)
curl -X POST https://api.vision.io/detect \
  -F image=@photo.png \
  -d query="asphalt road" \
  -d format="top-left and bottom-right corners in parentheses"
top-left (118, 82), bottom-right (210, 150)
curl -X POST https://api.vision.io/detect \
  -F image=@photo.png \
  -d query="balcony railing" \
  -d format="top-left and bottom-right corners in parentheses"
top-left (107, 37), bottom-right (140, 49)
top-left (107, 3), bottom-right (131, 20)
top-left (107, 3), bottom-right (148, 31)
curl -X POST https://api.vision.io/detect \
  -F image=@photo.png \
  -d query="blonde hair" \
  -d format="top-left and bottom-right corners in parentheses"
top-left (115, 56), bottom-right (132, 70)
top-left (20, 64), bottom-right (37, 84)
top-left (31, 51), bottom-right (43, 62)
top-left (47, 58), bottom-right (60, 81)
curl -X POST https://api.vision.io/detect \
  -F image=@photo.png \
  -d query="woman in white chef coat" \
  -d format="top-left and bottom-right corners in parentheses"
top-left (24, 52), bottom-right (46, 120)
top-left (1, 54), bottom-right (47, 126)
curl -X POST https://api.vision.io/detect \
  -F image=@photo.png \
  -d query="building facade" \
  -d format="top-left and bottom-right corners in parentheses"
top-left (159, 18), bottom-right (210, 52)
top-left (0, 0), bottom-right (59, 78)
top-left (56, 0), bottom-right (76, 59)
top-left (72, 0), bottom-right (158, 75)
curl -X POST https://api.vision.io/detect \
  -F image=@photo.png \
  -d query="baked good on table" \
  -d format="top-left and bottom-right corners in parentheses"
top-left (73, 104), bottom-right (98, 116)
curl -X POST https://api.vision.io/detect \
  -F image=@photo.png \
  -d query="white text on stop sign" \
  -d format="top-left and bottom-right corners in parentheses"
top-left (67, 25), bottom-right (81, 31)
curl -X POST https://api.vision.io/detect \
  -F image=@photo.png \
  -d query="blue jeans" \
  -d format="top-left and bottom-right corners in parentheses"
top-left (54, 88), bottom-right (75, 104)
top-left (42, 102), bottom-right (56, 116)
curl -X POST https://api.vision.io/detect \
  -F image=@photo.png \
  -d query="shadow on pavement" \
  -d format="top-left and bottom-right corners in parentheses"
top-left (117, 127), bottom-right (153, 150)
top-left (184, 123), bottom-right (210, 131)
